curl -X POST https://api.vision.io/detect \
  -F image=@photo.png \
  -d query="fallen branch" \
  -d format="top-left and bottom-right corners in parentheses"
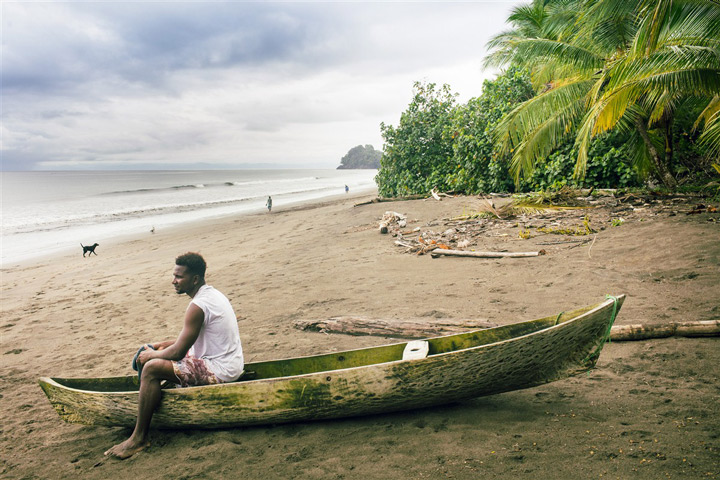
top-left (294, 317), bottom-right (720, 342)
top-left (430, 249), bottom-right (546, 259)
top-left (394, 239), bottom-right (416, 249)
top-left (567, 238), bottom-right (593, 249)
top-left (537, 239), bottom-right (589, 246)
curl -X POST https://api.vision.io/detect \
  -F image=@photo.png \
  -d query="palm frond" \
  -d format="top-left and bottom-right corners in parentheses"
top-left (602, 45), bottom-right (720, 95)
top-left (632, 0), bottom-right (674, 57)
top-left (508, 38), bottom-right (606, 74)
top-left (575, 0), bottom-right (640, 54)
top-left (493, 78), bottom-right (593, 157)
top-left (508, 1), bottom-right (549, 38)
top-left (698, 109), bottom-right (720, 157)
top-left (492, 76), bottom-right (594, 183)
top-left (588, 44), bottom-right (720, 134)
top-left (542, 0), bottom-right (583, 41)
top-left (694, 95), bottom-right (720, 129)
top-left (658, 1), bottom-right (720, 48)
top-left (647, 90), bottom-right (680, 126)
top-left (508, 97), bottom-right (588, 182)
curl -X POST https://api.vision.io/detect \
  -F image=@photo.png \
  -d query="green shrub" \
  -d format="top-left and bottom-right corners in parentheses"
top-left (376, 67), bottom-right (534, 196)
top-left (521, 132), bottom-right (641, 191)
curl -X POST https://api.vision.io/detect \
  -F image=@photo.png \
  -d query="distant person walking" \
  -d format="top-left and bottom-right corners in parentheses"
top-left (345, 185), bottom-right (349, 193)
top-left (266, 196), bottom-right (272, 212)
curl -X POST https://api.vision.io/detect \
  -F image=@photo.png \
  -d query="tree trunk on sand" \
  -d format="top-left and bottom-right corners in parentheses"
top-left (293, 317), bottom-right (498, 339)
top-left (663, 115), bottom-right (674, 180)
top-left (609, 320), bottom-right (720, 341)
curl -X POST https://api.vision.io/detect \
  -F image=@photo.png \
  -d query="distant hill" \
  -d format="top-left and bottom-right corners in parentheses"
top-left (337, 144), bottom-right (382, 169)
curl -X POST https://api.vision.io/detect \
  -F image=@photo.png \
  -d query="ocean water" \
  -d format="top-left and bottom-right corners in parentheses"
top-left (1, 169), bottom-right (377, 264)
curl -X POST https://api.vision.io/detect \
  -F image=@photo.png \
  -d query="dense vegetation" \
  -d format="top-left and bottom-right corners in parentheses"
top-left (377, 0), bottom-right (720, 197)
top-left (337, 145), bottom-right (382, 169)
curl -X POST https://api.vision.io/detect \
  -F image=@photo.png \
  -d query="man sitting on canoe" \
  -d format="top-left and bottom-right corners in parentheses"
top-left (105, 252), bottom-right (244, 459)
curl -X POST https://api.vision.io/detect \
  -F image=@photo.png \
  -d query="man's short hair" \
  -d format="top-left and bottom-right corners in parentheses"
top-left (175, 252), bottom-right (206, 279)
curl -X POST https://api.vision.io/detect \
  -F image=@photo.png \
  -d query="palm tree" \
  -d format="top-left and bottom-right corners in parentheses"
top-left (575, 0), bottom-right (720, 187)
top-left (485, 0), bottom-right (591, 90)
top-left (488, 0), bottom-right (720, 188)
top-left (486, 0), bottom-right (635, 183)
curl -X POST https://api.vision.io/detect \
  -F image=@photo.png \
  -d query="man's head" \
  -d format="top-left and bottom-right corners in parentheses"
top-left (173, 252), bottom-right (206, 296)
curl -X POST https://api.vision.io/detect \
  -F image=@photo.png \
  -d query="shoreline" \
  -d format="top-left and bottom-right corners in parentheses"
top-left (0, 187), bottom-right (378, 270)
top-left (1, 192), bottom-right (718, 479)
top-left (1, 168), bottom-right (379, 267)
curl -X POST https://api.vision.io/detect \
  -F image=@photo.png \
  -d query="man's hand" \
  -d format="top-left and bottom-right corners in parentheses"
top-left (137, 346), bottom-right (156, 368)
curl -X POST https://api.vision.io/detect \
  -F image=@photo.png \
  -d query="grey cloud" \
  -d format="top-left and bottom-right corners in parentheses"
top-left (2, 3), bottom-right (350, 93)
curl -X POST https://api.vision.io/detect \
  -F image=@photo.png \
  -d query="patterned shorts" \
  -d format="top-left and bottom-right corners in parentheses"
top-left (172, 355), bottom-right (222, 388)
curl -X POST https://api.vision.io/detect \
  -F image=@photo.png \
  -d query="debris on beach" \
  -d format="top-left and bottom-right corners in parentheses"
top-left (355, 194), bottom-right (427, 207)
top-left (378, 211), bottom-right (407, 234)
top-left (356, 189), bottom-right (455, 208)
top-left (430, 188), bottom-right (454, 201)
top-left (430, 249), bottom-right (546, 259)
top-left (537, 215), bottom-right (596, 236)
top-left (376, 188), bottom-right (718, 256)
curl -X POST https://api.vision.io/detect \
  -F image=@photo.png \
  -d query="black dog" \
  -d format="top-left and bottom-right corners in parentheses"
top-left (81, 243), bottom-right (99, 257)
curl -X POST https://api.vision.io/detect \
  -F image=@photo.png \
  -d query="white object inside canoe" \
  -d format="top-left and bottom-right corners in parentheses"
top-left (402, 340), bottom-right (429, 360)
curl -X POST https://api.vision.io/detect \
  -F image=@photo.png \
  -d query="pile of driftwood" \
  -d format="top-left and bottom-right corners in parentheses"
top-left (378, 206), bottom-right (545, 258)
top-left (370, 188), bottom-right (719, 258)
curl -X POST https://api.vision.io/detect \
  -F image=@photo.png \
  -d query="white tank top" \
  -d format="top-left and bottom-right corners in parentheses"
top-left (189, 285), bottom-right (244, 382)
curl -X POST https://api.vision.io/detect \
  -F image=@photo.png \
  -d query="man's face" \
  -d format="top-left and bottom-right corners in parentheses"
top-left (172, 265), bottom-right (195, 295)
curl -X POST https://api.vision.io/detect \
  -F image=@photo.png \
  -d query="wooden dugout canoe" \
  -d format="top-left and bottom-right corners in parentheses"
top-left (39, 295), bottom-right (624, 429)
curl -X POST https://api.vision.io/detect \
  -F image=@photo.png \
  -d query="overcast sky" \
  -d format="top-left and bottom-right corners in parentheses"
top-left (2, 1), bottom-right (521, 170)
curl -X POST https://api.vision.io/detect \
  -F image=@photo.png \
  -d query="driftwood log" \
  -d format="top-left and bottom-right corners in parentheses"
top-left (354, 194), bottom-right (427, 207)
top-left (294, 317), bottom-right (720, 342)
top-left (430, 249), bottom-right (547, 259)
top-left (293, 316), bottom-right (498, 339)
top-left (609, 320), bottom-right (720, 341)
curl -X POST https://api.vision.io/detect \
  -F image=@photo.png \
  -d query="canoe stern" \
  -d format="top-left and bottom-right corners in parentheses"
top-left (38, 377), bottom-right (138, 427)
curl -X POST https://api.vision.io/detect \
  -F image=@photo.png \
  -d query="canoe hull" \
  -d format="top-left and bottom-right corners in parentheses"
top-left (39, 296), bottom-right (624, 428)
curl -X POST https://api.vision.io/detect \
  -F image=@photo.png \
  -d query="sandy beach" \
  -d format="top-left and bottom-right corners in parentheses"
top-left (1, 191), bottom-right (718, 479)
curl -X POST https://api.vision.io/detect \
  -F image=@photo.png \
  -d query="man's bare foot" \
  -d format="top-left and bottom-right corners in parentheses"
top-left (104, 438), bottom-right (150, 459)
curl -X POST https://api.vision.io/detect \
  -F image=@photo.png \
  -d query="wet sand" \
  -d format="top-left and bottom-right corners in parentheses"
top-left (1, 191), bottom-right (718, 479)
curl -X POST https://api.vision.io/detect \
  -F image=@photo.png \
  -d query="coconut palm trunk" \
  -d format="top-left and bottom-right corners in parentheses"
top-left (635, 116), bottom-right (677, 188)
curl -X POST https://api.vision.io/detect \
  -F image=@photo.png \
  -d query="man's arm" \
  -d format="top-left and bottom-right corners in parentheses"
top-left (150, 340), bottom-right (175, 351)
top-left (139, 304), bottom-right (204, 365)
